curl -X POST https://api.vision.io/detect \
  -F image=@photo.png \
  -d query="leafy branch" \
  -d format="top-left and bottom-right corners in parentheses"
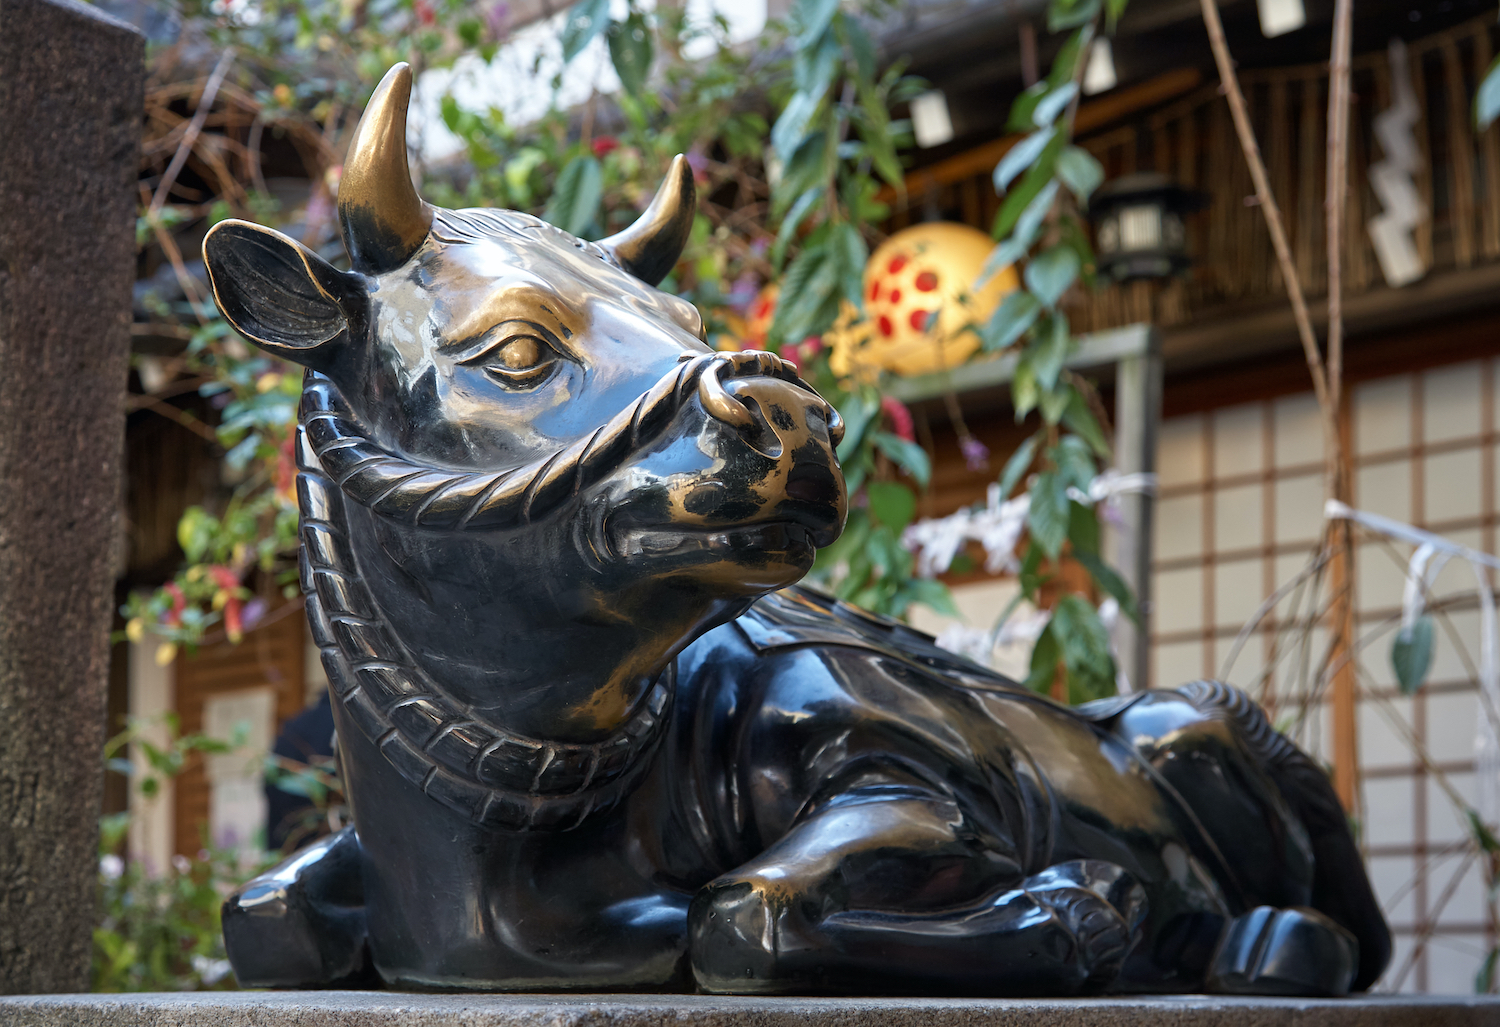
top-left (945, 0), bottom-right (1135, 701)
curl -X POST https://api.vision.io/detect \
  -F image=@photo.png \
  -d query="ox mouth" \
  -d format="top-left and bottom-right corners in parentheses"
top-left (612, 521), bottom-right (818, 563)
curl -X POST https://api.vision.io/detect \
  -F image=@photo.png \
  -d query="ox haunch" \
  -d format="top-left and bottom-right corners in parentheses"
top-left (204, 63), bottom-right (1391, 996)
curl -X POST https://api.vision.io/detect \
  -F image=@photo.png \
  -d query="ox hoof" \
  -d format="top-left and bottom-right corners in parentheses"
top-left (689, 876), bottom-right (811, 993)
top-left (1209, 906), bottom-right (1358, 997)
top-left (1023, 860), bottom-right (1147, 989)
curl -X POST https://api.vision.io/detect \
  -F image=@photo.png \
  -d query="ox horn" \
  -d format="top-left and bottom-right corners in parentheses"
top-left (600, 154), bottom-right (696, 287)
top-left (339, 63), bottom-right (433, 274)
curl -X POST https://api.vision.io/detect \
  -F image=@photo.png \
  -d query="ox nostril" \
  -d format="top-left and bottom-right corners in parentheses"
top-left (734, 396), bottom-right (783, 459)
top-left (785, 464), bottom-right (841, 506)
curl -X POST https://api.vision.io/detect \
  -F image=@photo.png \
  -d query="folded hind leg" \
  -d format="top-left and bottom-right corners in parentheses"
top-left (1096, 680), bottom-right (1388, 993)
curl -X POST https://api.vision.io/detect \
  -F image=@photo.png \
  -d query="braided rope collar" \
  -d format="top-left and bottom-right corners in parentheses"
top-left (298, 373), bottom-right (692, 831)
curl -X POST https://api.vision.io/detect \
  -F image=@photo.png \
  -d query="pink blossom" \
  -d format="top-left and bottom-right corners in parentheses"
top-left (881, 395), bottom-right (915, 442)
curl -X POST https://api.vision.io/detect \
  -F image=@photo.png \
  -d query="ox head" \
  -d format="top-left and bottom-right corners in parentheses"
top-left (203, 64), bottom-right (847, 742)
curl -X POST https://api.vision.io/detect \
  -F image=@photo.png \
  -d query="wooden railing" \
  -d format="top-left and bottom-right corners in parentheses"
top-left (890, 15), bottom-right (1500, 337)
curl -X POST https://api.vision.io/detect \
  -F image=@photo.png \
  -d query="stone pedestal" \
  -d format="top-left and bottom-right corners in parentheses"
top-left (1, 993), bottom-right (1498, 1026)
top-left (0, 0), bottom-right (142, 995)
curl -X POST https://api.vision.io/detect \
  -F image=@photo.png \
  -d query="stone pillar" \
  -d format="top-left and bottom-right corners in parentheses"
top-left (0, 0), bottom-right (142, 994)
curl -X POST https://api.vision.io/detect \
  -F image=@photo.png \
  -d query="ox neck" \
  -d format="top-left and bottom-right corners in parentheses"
top-left (297, 386), bottom-right (682, 831)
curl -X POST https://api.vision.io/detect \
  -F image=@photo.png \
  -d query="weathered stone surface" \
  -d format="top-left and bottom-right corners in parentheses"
top-left (1, 993), bottom-right (1498, 1027)
top-left (0, 0), bottom-right (142, 995)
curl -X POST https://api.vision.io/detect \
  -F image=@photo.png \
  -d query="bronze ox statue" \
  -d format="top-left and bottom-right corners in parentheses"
top-left (204, 64), bottom-right (1391, 997)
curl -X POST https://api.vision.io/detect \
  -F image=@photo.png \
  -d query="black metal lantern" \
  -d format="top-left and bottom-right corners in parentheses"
top-left (1088, 172), bottom-right (1206, 282)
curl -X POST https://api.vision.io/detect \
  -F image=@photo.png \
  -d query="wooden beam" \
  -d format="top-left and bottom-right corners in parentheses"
top-left (878, 68), bottom-right (1204, 206)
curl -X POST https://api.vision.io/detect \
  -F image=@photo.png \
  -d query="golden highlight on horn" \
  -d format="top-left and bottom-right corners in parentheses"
top-left (339, 63), bottom-right (433, 274)
top-left (600, 154), bottom-right (696, 287)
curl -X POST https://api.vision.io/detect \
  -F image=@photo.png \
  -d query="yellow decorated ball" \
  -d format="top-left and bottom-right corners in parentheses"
top-left (858, 222), bottom-right (1019, 377)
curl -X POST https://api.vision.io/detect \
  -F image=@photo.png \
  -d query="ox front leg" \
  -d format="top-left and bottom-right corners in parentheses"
top-left (688, 792), bottom-right (1146, 995)
top-left (222, 826), bottom-right (374, 988)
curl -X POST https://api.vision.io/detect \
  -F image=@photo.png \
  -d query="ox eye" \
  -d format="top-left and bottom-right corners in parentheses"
top-left (481, 334), bottom-right (556, 388)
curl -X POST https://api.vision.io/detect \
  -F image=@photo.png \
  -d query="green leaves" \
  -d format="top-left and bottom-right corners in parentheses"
top-left (770, 237), bottom-right (838, 347)
top-left (1025, 245), bottom-right (1080, 308)
top-left (1050, 594), bottom-right (1116, 702)
top-left (791, 0), bottom-right (841, 47)
top-left (835, 389), bottom-right (880, 464)
top-left (867, 480), bottom-right (917, 533)
top-left (981, 290), bottom-right (1042, 352)
top-left (1027, 470), bottom-right (1070, 559)
top-left (560, 0), bottom-right (610, 61)
top-left (982, 179), bottom-right (1059, 281)
top-left (994, 128), bottom-right (1057, 195)
top-left (1026, 623), bottom-right (1062, 693)
top-left (543, 154), bottom-right (604, 237)
top-left (1074, 548), bottom-right (1139, 626)
top-left (1047, 24), bottom-right (1095, 82)
top-left (770, 221), bottom-right (867, 347)
top-left (1391, 615), bottom-right (1435, 695)
top-left (1056, 145), bottom-right (1104, 206)
top-left (874, 431), bottom-right (932, 488)
top-left (794, 25), bottom-right (841, 95)
top-left (772, 91), bottom-right (824, 166)
top-left (997, 433), bottom-right (1039, 499)
top-left (1048, 0), bottom-right (1102, 32)
top-left (1054, 433), bottom-right (1096, 492)
top-left (771, 185), bottom-right (825, 269)
top-left (994, 165), bottom-right (1061, 242)
top-left (607, 12), bottom-right (654, 96)
top-left (176, 507), bottom-right (215, 565)
top-left (1031, 82), bottom-right (1078, 128)
top-left (1028, 313), bottom-right (1071, 391)
top-left (1062, 388), bottom-right (1111, 456)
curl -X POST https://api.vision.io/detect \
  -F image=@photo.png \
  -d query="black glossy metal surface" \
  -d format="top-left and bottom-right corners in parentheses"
top-left (205, 63), bottom-right (1391, 997)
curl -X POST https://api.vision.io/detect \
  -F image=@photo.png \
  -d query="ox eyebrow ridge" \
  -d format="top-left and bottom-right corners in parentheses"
top-left (444, 282), bottom-right (578, 354)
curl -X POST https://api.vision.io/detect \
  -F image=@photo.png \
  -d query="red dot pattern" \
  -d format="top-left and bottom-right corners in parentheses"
top-left (915, 271), bottom-right (939, 292)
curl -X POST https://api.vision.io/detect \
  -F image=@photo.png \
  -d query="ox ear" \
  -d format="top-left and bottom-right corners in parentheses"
top-left (203, 219), bottom-right (360, 369)
top-left (600, 154), bottom-right (696, 287)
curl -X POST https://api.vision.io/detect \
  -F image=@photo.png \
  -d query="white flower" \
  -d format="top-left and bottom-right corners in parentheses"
top-left (191, 954), bottom-right (233, 985)
top-left (902, 484), bottom-right (1029, 578)
top-left (171, 854), bottom-right (192, 875)
top-left (934, 625), bottom-right (995, 665)
top-left (99, 854), bottom-right (124, 881)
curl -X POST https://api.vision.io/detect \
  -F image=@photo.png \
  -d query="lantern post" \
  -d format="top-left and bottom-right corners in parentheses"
top-left (1088, 173), bottom-right (1205, 689)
